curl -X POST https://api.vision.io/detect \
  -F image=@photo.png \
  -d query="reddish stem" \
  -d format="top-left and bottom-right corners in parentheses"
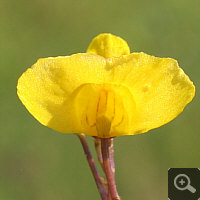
top-left (78, 134), bottom-right (107, 200)
top-left (108, 138), bottom-right (115, 200)
top-left (101, 138), bottom-right (120, 200)
top-left (94, 137), bottom-right (104, 168)
top-left (109, 138), bottom-right (115, 174)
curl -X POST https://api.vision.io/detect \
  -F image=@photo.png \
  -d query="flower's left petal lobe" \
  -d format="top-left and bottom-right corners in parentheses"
top-left (107, 52), bottom-right (195, 135)
top-left (17, 53), bottom-right (106, 134)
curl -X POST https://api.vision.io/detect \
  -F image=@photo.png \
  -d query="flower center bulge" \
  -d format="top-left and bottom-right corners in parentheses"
top-left (74, 83), bottom-right (136, 137)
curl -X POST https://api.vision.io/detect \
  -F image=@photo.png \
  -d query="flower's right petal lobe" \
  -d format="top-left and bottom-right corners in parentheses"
top-left (107, 52), bottom-right (195, 135)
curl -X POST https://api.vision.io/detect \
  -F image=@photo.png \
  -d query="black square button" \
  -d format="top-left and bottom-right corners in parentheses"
top-left (168, 168), bottom-right (200, 200)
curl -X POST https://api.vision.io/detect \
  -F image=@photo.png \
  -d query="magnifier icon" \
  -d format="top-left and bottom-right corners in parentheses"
top-left (174, 174), bottom-right (196, 193)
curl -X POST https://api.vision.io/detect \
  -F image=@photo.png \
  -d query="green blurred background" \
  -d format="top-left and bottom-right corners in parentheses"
top-left (0, 0), bottom-right (199, 199)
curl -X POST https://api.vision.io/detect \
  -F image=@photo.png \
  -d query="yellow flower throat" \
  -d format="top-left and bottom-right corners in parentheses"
top-left (74, 83), bottom-right (136, 137)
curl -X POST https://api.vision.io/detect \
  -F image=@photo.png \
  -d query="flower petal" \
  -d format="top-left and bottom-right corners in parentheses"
top-left (106, 52), bottom-right (195, 135)
top-left (87, 33), bottom-right (130, 59)
top-left (17, 51), bottom-right (195, 137)
top-left (17, 53), bottom-right (107, 133)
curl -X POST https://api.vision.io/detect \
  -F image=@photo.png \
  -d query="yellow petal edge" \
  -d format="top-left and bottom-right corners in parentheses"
top-left (17, 33), bottom-right (195, 138)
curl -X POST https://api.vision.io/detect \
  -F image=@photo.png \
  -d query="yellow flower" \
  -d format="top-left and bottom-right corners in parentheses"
top-left (17, 33), bottom-right (195, 138)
